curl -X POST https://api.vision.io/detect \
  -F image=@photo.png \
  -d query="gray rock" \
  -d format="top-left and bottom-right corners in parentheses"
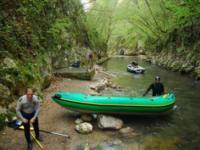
top-left (89, 90), bottom-right (101, 96)
top-left (75, 118), bottom-right (83, 124)
top-left (119, 126), bottom-right (134, 134)
top-left (90, 78), bottom-right (108, 92)
top-left (119, 126), bottom-right (138, 138)
top-left (75, 122), bottom-right (93, 134)
top-left (42, 74), bottom-right (52, 89)
top-left (97, 115), bottom-right (123, 130)
top-left (81, 114), bottom-right (93, 122)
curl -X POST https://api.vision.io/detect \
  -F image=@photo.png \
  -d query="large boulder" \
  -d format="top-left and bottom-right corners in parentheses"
top-left (97, 115), bottom-right (123, 130)
top-left (90, 78), bottom-right (108, 92)
top-left (42, 74), bottom-right (52, 89)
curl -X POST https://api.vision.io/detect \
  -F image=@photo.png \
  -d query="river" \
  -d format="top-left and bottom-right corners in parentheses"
top-left (101, 56), bottom-right (200, 150)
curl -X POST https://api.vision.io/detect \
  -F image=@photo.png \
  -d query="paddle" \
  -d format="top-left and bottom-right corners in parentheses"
top-left (18, 125), bottom-right (70, 138)
top-left (30, 132), bottom-right (46, 150)
top-left (39, 129), bottom-right (70, 138)
top-left (7, 120), bottom-right (70, 138)
top-left (7, 120), bottom-right (46, 149)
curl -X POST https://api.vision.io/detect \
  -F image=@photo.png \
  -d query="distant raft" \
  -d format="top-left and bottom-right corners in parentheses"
top-left (52, 92), bottom-right (176, 115)
top-left (127, 64), bottom-right (145, 74)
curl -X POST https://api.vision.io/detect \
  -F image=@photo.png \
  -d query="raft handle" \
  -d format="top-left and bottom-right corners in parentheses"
top-left (52, 94), bottom-right (61, 99)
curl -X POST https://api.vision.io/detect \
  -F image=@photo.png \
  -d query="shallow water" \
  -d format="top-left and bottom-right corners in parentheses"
top-left (101, 56), bottom-right (200, 150)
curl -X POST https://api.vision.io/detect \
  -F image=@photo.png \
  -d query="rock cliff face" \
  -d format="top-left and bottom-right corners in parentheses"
top-left (0, 0), bottom-right (98, 129)
top-left (143, 23), bottom-right (200, 80)
top-left (147, 51), bottom-right (200, 79)
top-left (0, 54), bottom-right (53, 129)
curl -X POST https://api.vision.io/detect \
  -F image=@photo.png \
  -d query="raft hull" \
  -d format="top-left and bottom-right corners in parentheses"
top-left (52, 92), bottom-right (176, 115)
top-left (127, 64), bottom-right (145, 74)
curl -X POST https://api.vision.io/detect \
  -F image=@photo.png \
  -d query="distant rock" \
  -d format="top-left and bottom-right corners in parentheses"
top-left (90, 78), bottom-right (108, 92)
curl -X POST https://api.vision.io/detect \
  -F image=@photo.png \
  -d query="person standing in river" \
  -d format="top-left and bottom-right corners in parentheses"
top-left (143, 76), bottom-right (165, 96)
top-left (16, 88), bottom-right (41, 150)
top-left (86, 49), bottom-right (94, 70)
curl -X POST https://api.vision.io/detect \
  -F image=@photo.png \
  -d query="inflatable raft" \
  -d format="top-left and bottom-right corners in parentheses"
top-left (127, 64), bottom-right (145, 74)
top-left (52, 92), bottom-right (176, 115)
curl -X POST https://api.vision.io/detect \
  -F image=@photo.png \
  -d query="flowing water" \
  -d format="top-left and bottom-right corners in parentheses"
top-left (100, 56), bottom-right (200, 150)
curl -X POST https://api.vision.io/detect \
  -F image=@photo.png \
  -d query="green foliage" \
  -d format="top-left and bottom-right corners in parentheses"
top-left (86, 0), bottom-right (118, 56)
top-left (47, 18), bottom-right (72, 53)
top-left (0, 108), bottom-right (16, 131)
top-left (0, 0), bottom-right (94, 58)
top-left (0, 0), bottom-right (103, 95)
top-left (87, 0), bottom-right (200, 54)
top-left (0, 0), bottom-right (108, 130)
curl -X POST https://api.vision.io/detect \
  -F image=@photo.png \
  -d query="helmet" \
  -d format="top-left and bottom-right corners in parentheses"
top-left (155, 76), bottom-right (160, 81)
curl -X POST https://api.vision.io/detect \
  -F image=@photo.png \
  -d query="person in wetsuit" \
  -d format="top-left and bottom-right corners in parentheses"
top-left (143, 76), bottom-right (165, 96)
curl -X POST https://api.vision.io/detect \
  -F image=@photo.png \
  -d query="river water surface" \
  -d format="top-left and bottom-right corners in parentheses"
top-left (100, 56), bottom-right (200, 150)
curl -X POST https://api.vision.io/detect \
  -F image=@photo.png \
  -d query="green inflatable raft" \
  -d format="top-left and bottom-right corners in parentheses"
top-left (52, 92), bottom-right (176, 115)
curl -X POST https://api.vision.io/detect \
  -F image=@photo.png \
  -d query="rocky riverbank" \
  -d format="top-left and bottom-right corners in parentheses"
top-left (147, 51), bottom-right (200, 80)
top-left (119, 49), bottom-right (200, 80)
top-left (0, 68), bottom-right (138, 150)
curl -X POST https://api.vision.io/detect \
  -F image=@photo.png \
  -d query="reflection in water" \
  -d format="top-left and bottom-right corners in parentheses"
top-left (102, 56), bottom-right (200, 150)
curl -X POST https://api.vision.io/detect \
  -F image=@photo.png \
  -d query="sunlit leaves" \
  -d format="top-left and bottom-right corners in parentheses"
top-left (87, 0), bottom-right (200, 52)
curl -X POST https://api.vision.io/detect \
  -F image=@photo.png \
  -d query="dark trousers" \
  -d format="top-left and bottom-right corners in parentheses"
top-left (21, 112), bottom-right (40, 144)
